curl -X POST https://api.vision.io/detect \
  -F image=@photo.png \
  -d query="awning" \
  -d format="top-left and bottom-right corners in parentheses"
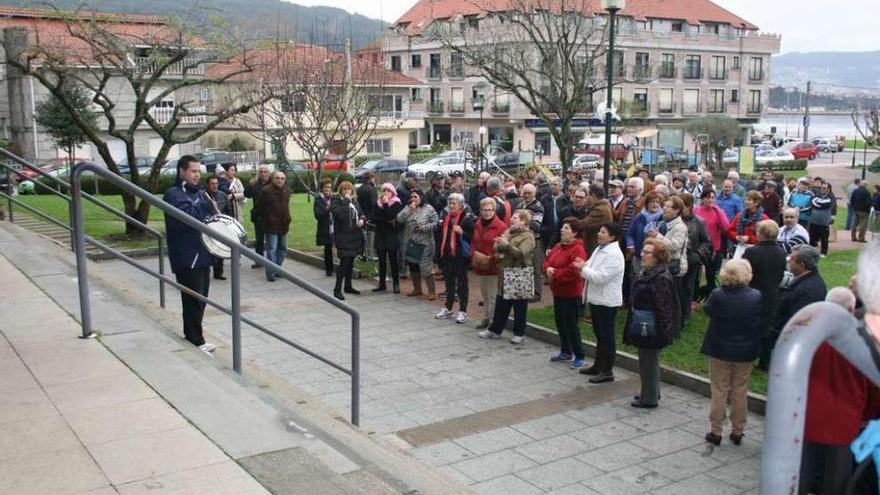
top-left (635, 129), bottom-right (659, 138)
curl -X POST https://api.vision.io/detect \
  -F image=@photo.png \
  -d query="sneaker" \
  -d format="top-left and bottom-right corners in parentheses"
top-left (456, 311), bottom-right (468, 324)
top-left (550, 353), bottom-right (573, 362)
top-left (478, 330), bottom-right (500, 339)
top-left (570, 358), bottom-right (585, 369)
top-left (510, 336), bottom-right (524, 345)
top-left (435, 308), bottom-right (453, 319)
top-left (199, 342), bottom-right (216, 353)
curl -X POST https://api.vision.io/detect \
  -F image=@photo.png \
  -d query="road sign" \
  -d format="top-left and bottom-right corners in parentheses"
top-left (803, 116), bottom-right (811, 128)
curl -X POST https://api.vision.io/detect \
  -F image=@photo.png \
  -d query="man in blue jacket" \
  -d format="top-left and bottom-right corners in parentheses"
top-left (164, 155), bottom-right (217, 354)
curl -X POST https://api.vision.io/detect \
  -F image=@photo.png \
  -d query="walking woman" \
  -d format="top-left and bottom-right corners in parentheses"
top-left (397, 188), bottom-right (439, 300)
top-left (224, 164), bottom-right (246, 223)
top-left (330, 181), bottom-right (364, 300)
top-left (314, 178), bottom-right (334, 276)
top-left (372, 183), bottom-right (404, 293)
top-left (543, 219), bottom-right (587, 367)
top-left (435, 193), bottom-right (475, 324)
top-left (574, 222), bottom-right (625, 383)
top-left (626, 238), bottom-right (675, 409)
top-left (479, 210), bottom-right (535, 344)
top-left (700, 259), bottom-right (761, 446)
top-left (727, 190), bottom-right (769, 247)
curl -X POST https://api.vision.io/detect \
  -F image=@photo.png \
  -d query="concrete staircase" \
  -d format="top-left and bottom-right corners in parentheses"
top-left (10, 211), bottom-right (103, 257)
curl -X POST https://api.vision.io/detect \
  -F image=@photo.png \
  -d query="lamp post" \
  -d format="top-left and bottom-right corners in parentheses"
top-left (601, 0), bottom-right (625, 197)
top-left (474, 95), bottom-right (486, 173)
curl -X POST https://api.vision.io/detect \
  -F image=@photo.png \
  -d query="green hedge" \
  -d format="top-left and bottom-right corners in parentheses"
top-left (354, 154), bottom-right (383, 167)
top-left (869, 157), bottom-right (880, 174)
top-left (408, 151), bottom-right (440, 164)
top-left (755, 159), bottom-right (808, 171)
top-left (33, 173), bottom-right (180, 196)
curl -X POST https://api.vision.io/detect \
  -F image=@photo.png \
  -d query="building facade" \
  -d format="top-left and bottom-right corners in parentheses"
top-left (377, 0), bottom-right (781, 161)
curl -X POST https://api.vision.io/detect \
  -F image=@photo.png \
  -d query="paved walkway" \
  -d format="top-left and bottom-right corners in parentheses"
top-left (0, 254), bottom-right (269, 495)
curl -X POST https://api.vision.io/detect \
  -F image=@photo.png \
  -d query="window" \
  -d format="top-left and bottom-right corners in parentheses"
top-left (411, 88), bottom-right (422, 101)
top-left (659, 89), bottom-right (674, 113)
top-left (390, 55), bottom-right (401, 72)
top-left (429, 53), bottom-right (441, 79)
top-left (732, 56), bottom-right (740, 69)
top-left (730, 89), bottom-right (739, 103)
top-left (635, 52), bottom-right (650, 78)
top-left (749, 90), bottom-right (762, 112)
top-left (709, 89), bottom-right (724, 112)
top-left (683, 89), bottom-right (700, 113)
top-left (633, 89), bottom-right (648, 112)
top-left (684, 55), bottom-right (701, 79)
top-left (660, 53), bottom-right (675, 78)
top-left (450, 53), bottom-right (463, 78)
top-left (749, 57), bottom-right (764, 80)
top-left (608, 87), bottom-right (623, 106)
top-left (200, 88), bottom-right (210, 101)
top-left (411, 54), bottom-right (422, 68)
top-left (366, 139), bottom-right (392, 156)
top-left (467, 16), bottom-right (479, 30)
top-left (709, 56), bottom-right (726, 79)
top-left (671, 21), bottom-right (683, 32)
top-left (450, 87), bottom-right (464, 113)
top-left (429, 88), bottom-right (441, 104)
top-left (280, 94), bottom-right (305, 113)
top-left (612, 50), bottom-right (625, 77)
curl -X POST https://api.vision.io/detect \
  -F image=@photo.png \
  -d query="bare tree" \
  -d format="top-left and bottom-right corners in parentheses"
top-left (853, 109), bottom-right (880, 150)
top-left (426, 0), bottom-right (636, 173)
top-left (5, 5), bottom-right (272, 234)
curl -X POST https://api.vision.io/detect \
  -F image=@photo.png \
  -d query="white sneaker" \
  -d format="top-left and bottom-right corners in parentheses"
top-left (456, 311), bottom-right (468, 324)
top-left (478, 330), bottom-right (500, 339)
top-left (510, 336), bottom-right (524, 345)
top-left (435, 308), bottom-right (453, 319)
top-left (199, 342), bottom-right (216, 354)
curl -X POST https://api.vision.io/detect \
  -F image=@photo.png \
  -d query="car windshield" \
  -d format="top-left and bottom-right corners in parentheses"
top-left (359, 160), bottom-right (381, 170)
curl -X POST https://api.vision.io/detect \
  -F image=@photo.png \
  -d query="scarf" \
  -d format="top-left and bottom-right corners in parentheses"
top-left (440, 208), bottom-right (464, 258)
top-left (737, 206), bottom-right (764, 235)
top-left (378, 183), bottom-right (401, 208)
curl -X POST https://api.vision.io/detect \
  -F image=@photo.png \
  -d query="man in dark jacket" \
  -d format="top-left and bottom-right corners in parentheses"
top-left (680, 193), bottom-right (711, 323)
top-left (553, 186), bottom-right (588, 246)
top-left (540, 178), bottom-right (569, 250)
top-left (357, 171), bottom-right (378, 261)
top-left (314, 178), bottom-right (334, 276)
top-left (244, 165), bottom-right (271, 267)
top-left (163, 155), bottom-right (216, 353)
top-left (467, 172), bottom-right (490, 213)
top-left (769, 244), bottom-right (827, 367)
top-left (850, 180), bottom-right (873, 242)
top-left (255, 171), bottom-right (291, 281)
top-left (743, 220), bottom-right (788, 370)
top-left (206, 175), bottom-right (230, 280)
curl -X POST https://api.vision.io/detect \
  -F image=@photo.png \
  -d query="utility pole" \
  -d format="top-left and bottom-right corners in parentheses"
top-left (802, 80), bottom-right (811, 143)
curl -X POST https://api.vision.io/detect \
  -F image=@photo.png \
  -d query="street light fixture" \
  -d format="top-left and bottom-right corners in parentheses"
top-left (601, 0), bottom-right (625, 196)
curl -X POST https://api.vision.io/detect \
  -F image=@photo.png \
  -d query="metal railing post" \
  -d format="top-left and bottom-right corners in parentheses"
top-left (351, 312), bottom-right (360, 426)
top-left (158, 238), bottom-right (166, 308)
top-left (70, 167), bottom-right (93, 338)
top-left (230, 244), bottom-right (242, 374)
top-left (67, 198), bottom-right (76, 252)
top-left (5, 166), bottom-right (12, 223)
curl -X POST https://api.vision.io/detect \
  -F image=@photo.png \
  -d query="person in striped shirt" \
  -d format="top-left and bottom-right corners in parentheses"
top-left (777, 207), bottom-right (810, 254)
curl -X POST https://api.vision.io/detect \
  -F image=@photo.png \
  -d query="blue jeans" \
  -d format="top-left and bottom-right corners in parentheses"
top-left (845, 205), bottom-right (854, 230)
top-left (264, 233), bottom-right (287, 280)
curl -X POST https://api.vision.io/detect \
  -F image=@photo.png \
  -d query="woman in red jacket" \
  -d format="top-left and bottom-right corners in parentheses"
top-left (727, 190), bottom-right (768, 247)
top-left (471, 198), bottom-right (509, 329)
top-left (543, 219), bottom-right (588, 368)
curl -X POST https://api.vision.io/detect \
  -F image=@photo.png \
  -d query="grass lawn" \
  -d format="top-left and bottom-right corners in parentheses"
top-left (528, 249), bottom-right (862, 396)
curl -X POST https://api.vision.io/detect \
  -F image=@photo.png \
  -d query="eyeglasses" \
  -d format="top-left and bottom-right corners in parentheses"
top-left (642, 250), bottom-right (655, 256)
top-left (574, 194), bottom-right (587, 199)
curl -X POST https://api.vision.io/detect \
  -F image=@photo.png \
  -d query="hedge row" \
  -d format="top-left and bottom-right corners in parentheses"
top-left (754, 159), bottom-right (808, 171)
top-left (354, 154), bottom-right (384, 167)
top-left (407, 151), bottom-right (440, 164)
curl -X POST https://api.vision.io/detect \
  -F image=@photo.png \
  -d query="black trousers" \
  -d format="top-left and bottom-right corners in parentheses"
top-left (799, 442), bottom-right (854, 495)
top-left (554, 297), bottom-right (583, 359)
top-left (174, 267), bottom-right (210, 346)
top-left (212, 256), bottom-right (224, 279)
top-left (680, 261), bottom-right (700, 322)
top-left (809, 223), bottom-right (831, 255)
top-left (489, 297), bottom-right (528, 336)
top-left (590, 304), bottom-right (618, 373)
top-left (671, 275), bottom-right (683, 338)
top-left (335, 256), bottom-right (355, 291)
top-left (253, 221), bottom-right (265, 256)
top-left (322, 244), bottom-right (334, 275)
top-left (377, 248), bottom-right (400, 285)
top-left (440, 256), bottom-right (469, 312)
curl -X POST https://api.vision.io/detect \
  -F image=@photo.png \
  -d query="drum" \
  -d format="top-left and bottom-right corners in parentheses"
top-left (201, 214), bottom-right (247, 259)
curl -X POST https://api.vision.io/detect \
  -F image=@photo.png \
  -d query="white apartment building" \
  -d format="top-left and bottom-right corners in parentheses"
top-left (374, 0), bottom-right (781, 160)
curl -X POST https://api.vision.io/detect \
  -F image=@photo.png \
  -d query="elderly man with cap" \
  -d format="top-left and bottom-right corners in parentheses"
top-left (467, 171), bottom-right (490, 212)
top-left (521, 183), bottom-right (545, 301)
top-left (608, 179), bottom-right (625, 210)
top-left (397, 170), bottom-right (418, 200)
top-left (448, 170), bottom-right (466, 194)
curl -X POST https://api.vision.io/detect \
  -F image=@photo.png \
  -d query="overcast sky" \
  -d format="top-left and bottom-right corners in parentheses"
top-left (284, 0), bottom-right (878, 54)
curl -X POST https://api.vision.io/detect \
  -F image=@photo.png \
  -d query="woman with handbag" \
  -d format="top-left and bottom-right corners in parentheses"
top-left (479, 209), bottom-right (535, 344)
top-left (700, 259), bottom-right (761, 446)
top-left (471, 197), bottom-right (509, 329)
top-left (543, 219), bottom-right (587, 367)
top-left (397, 188), bottom-right (439, 300)
top-left (371, 183), bottom-right (405, 294)
top-left (573, 222), bottom-right (625, 382)
top-left (330, 181), bottom-right (365, 301)
top-left (625, 238), bottom-right (675, 409)
top-left (648, 195), bottom-right (688, 337)
top-left (435, 193), bottom-right (475, 324)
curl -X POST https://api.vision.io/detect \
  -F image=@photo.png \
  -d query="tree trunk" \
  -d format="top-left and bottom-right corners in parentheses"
top-left (557, 122), bottom-right (574, 176)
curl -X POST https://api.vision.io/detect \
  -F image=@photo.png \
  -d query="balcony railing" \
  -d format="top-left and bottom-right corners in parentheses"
top-left (749, 70), bottom-right (764, 82)
top-left (134, 56), bottom-right (205, 76)
top-left (659, 64), bottom-right (676, 79)
top-left (448, 101), bottom-right (465, 114)
top-left (708, 102), bottom-right (727, 113)
top-left (491, 102), bottom-right (510, 114)
top-left (427, 101), bottom-right (444, 114)
top-left (747, 104), bottom-right (763, 114)
top-left (632, 65), bottom-right (652, 82)
top-left (658, 103), bottom-right (677, 115)
top-left (149, 106), bottom-right (207, 124)
top-left (709, 69), bottom-right (728, 80)
top-left (683, 67), bottom-right (703, 80)
top-left (428, 66), bottom-right (442, 80)
top-left (682, 102), bottom-right (703, 114)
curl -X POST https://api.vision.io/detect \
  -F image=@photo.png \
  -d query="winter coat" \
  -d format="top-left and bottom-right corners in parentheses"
top-left (245, 177), bottom-right (270, 224)
top-left (397, 204), bottom-right (439, 250)
top-left (773, 270), bottom-right (827, 332)
top-left (540, 194), bottom-right (570, 246)
top-left (331, 196), bottom-right (364, 258)
top-left (494, 225), bottom-right (535, 269)
top-left (357, 183), bottom-right (378, 222)
top-left (313, 193), bottom-right (333, 246)
top-left (808, 192), bottom-right (834, 227)
top-left (851, 186), bottom-right (873, 213)
top-left (255, 184), bottom-right (291, 235)
top-left (788, 190), bottom-right (814, 223)
top-left (576, 199), bottom-right (614, 254)
top-left (425, 186), bottom-right (449, 217)
top-left (209, 189), bottom-right (229, 216)
top-left (742, 241), bottom-right (787, 334)
top-left (623, 265), bottom-right (675, 349)
top-left (682, 214), bottom-right (711, 269)
top-left (694, 205), bottom-right (730, 253)
top-left (777, 223), bottom-right (810, 254)
top-left (716, 192), bottom-right (743, 222)
top-left (471, 215), bottom-right (508, 276)
top-left (543, 238), bottom-right (586, 299)
top-left (580, 241), bottom-right (625, 308)
top-left (727, 210), bottom-right (769, 245)
top-left (225, 177), bottom-right (246, 222)
top-left (438, 210), bottom-right (475, 261)
top-left (614, 196), bottom-right (645, 232)
top-left (372, 200), bottom-right (404, 251)
top-left (657, 216), bottom-right (688, 276)
top-left (163, 180), bottom-right (215, 273)
top-left (700, 286), bottom-right (763, 362)
top-left (522, 198), bottom-right (545, 238)
top-left (626, 208), bottom-right (663, 257)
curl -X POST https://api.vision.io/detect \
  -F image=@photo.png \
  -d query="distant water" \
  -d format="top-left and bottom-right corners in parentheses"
top-left (757, 114), bottom-right (862, 139)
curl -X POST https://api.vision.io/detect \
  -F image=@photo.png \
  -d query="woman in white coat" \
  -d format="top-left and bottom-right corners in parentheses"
top-left (573, 222), bottom-right (625, 383)
top-left (224, 164), bottom-right (246, 223)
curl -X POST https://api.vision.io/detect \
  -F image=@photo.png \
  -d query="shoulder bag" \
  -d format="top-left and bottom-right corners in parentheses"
top-left (626, 309), bottom-right (657, 340)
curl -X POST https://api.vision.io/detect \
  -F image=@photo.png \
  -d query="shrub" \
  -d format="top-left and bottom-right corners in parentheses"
top-left (869, 157), bottom-right (880, 174)
top-left (755, 159), bottom-right (808, 172)
top-left (34, 173), bottom-right (180, 195)
top-left (407, 151), bottom-right (439, 164)
top-left (354, 154), bottom-right (383, 167)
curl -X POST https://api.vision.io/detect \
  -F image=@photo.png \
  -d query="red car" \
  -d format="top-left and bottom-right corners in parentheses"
top-left (308, 155), bottom-right (350, 172)
top-left (574, 142), bottom-right (628, 161)
top-left (783, 142), bottom-right (818, 160)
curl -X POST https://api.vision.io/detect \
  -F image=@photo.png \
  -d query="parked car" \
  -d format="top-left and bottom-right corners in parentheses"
top-left (486, 151), bottom-right (521, 168)
top-left (722, 149), bottom-right (739, 165)
top-left (572, 153), bottom-right (601, 169)
top-left (276, 161), bottom-right (307, 174)
top-left (753, 144), bottom-right (776, 154)
top-left (117, 156), bottom-right (157, 176)
top-left (756, 149), bottom-right (795, 165)
top-left (353, 159), bottom-right (408, 182)
top-left (782, 141), bottom-right (818, 160)
top-left (194, 151), bottom-right (236, 174)
top-left (812, 138), bottom-right (837, 153)
top-left (408, 156), bottom-right (474, 177)
top-left (575, 136), bottom-right (627, 161)
top-left (161, 158), bottom-right (208, 176)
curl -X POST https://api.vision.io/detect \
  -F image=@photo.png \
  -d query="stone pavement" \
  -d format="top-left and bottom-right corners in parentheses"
top-left (0, 254), bottom-right (269, 495)
top-left (88, 249), bottom-right (765, 494)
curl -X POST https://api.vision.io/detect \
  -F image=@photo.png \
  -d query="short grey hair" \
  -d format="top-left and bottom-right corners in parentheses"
top-left (719, 259), bottom-right (753, 288)
top-left (522, 183), bottom-right (536, 194)
top-left (447, 193), bottom-right (465, 206)
top-left (792, 245), bottom-right (821, 272)
top-left (486, 177), bottom-right (502, 192)
top-left (627, 177), bottom-right (644, 194)
top-left (858, 241), bottom-right (880, 314)
top-left (653, 175), bottom-right (668, 185)
top-left (727, 170), bottom-right (740, 180)
top-left (782, 207), bottom-right (799, 217)
top-left (549, 177), bottom-right (561, 186)
top-left (826, 287), bottom-right (857, 314)
top-left (479, 197), bottom-right (496, 209)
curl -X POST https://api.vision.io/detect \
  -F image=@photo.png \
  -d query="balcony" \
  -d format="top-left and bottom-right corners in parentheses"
top-left (683, 68), bottom-right (703, 80)
top-left (708, 69), bottom-right (728, 81)
top-left (659, 64), bottom-right (676, 80)
top-left (748, 70), bottom-right (764, 82)
top-left (747, 104), bottom-right (763, 115)
top-left (448, 101), bottom-right (465, 114)
top-left (631, 65), bottom-right (652, 83)
top-left (490, 101), bottom-right (510, 115)
top-left (428, 66), bottom-right (442, 80)
top-left (134, 56), bottom-right (205, 76)
top-left (682, 102), bottom-right (703, 115)
top-left (149, 106), bottom-right (207, 125)
top-left (427, 101), bottom-right (444, 114)
top-left (657, 103), bottom-right (677, 115)
top-left (708, 102), bottom-right (727, 113)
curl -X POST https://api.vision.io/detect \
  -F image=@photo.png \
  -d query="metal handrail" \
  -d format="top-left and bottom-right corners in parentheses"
top-left (0, 149), bottom-right (166, 308)
top-left (761, 302), bottom-right (877, 494)
top-left (69, 162), bottom-right (361, 426)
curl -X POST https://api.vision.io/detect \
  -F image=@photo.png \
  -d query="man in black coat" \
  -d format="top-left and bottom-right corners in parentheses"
top-left (540, 178), bottom-right (570, 250)
top-left (850, 180), bottom-right (873, 243)
top-left (244, 165), bottom-right (271, 267)
top-left (743, 220), bottom-right (788, 370)
top-left (357, 171), bottom-right (378, 261)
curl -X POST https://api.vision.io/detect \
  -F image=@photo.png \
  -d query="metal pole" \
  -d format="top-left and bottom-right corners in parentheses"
top-left (479, 105), bottom-right (485, 174)
top-left (231, 244), bottom-right (242, 374)
top-left (852, 134), bottom-right (857, 169)
top-left (70, 167), bottom-right (94, 338)
top-left (351, 312), bottom-right (360, 427)
top-left (5, 167), bottom-right (12, 223)
top-left (863, 139), bottom-right (868, 181)
top-left (158, 238), bottom-right (166, 308)
top-left (602, 7), bottom-right (618, 197)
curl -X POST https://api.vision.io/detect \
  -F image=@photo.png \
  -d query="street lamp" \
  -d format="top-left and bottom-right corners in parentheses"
top-left (601, 0), bottom-right (625, 196)
top-left (473, 95), bottom-right (486, 172)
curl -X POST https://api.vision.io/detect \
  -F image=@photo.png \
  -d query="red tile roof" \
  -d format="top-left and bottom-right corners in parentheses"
top-left (393, 0), bottom-right (758, 34)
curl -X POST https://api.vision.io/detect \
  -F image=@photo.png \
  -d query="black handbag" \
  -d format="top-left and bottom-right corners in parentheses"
top-left (626, 309), bottom-right (657, 339)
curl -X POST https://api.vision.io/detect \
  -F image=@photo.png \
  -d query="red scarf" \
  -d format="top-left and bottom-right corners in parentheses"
top-left (440, 208), bottom-right (463, 258)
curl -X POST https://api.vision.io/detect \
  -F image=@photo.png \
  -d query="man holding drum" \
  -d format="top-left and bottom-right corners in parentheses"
top-left (163, 155), bottom-right (217, 354)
